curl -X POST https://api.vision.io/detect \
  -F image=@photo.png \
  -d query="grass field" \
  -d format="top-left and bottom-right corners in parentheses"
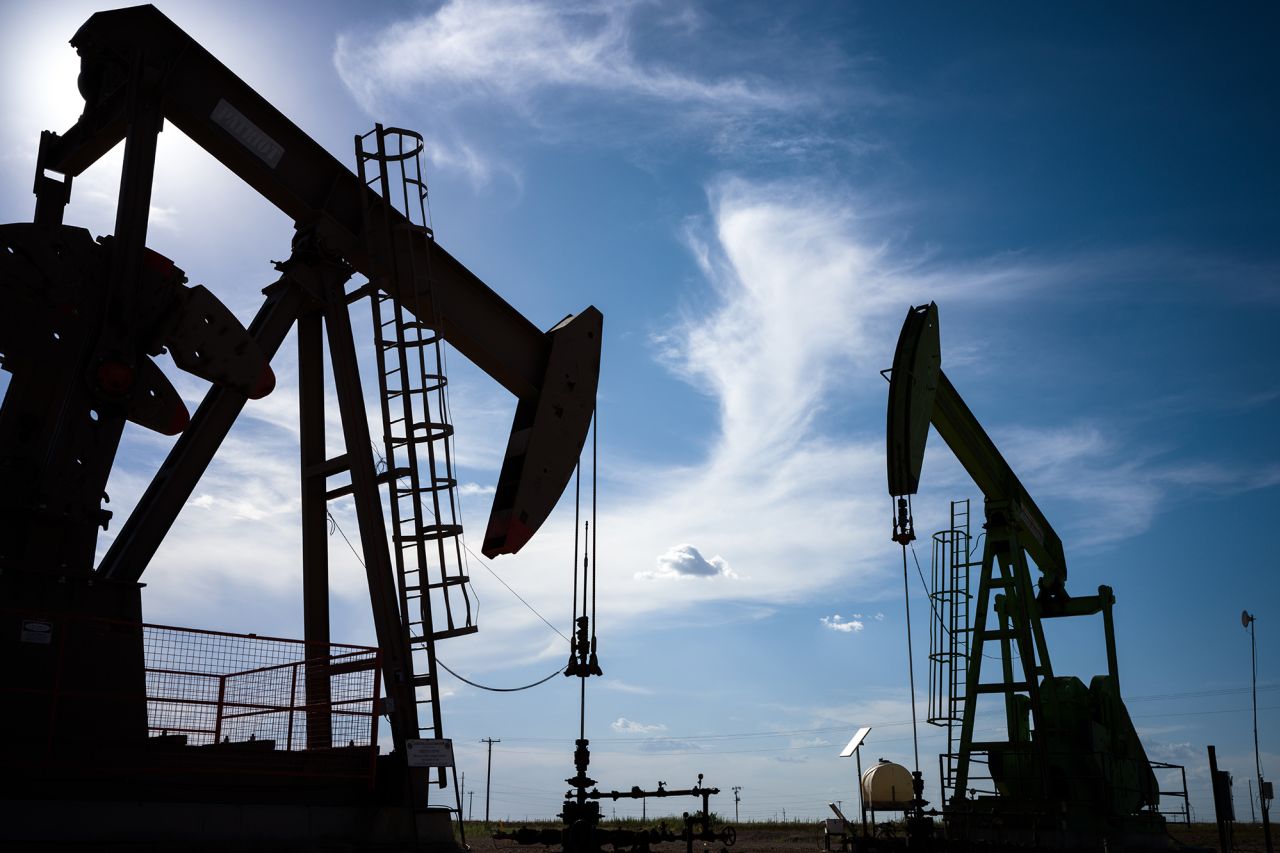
top-left (458, 818), bottom-right (1271, 852)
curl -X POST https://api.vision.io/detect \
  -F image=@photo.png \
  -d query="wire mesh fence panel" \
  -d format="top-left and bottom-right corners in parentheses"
top-left (137, 624), bottom-right (379, 749)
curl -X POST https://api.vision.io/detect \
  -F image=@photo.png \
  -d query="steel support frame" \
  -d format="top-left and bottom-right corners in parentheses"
top-left (316, 272), bottom-right (420, 752)
top-left (95, 241), bottom-right (421, 758)
top-left (952, 500), bottom-right (1053, 805)
top-left (298, 309), bottom-right (332, 749)
top-left (99, 52), bottom-right (163, 366)
top-left (97, 279), bottom-right (304, 581)
top-left (44, 5), bottom-right (602, 561)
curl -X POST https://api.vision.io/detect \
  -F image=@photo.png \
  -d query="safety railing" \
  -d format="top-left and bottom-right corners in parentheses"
top-left (942, 745), bottom-right (1173, 817)
top-left (1149, 760), bottom-right (1192, 825)
top-left (143, 622), bottom-right (380, 750)
top-left (3, 609), bottom-right (381, 786)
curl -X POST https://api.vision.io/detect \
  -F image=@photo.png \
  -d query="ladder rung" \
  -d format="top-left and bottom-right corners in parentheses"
top-left (382, 338), bottom-right (439, 350)
top-left (393, 523), bottom-right (464, 543)
top-left (972, 682), bottom-right (1029, 694)
top-left (406, 576), bottom-right (472, 593)
top-left (325, 466), bottom-right (412, 501)
top-left (305, 454), bottom-right (349, 479)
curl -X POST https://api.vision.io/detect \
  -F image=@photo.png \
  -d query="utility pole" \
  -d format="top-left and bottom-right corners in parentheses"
top-left (732, 786), bottom-right (741, 823)
top-left (1251, 779), bottom-right (1258, 822)
top-left (1243, 611), bottom-right (1274, 853)
top-left (481, 737), bottom-right (501, 827)
top-left (469, 790), bottom-right (474, 821)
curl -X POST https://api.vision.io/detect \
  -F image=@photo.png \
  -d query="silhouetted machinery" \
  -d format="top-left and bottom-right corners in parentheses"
top-left (0, 4), bottom-right (599, 849)
top-left (886, 302), bottom-right (1166, 849)
top-left (495, 775), bottom-right (737, 853)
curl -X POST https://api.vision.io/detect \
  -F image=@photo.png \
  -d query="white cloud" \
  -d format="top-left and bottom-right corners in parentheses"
top-left (600, 679), bottom-right (654, 695)
top-left (333, 0), bottom-right (794, 117)
top-left (637, 543), bottom-right (737, 581)
top-left (821, 615), bottom-right (864, 634)
top-left (988, 421), bottom-right (1280, 549)
top-left (330, 0), bottom-right (825, 184)
top-left (63, 165), bottom-right (1267, 795)
top-left (611, 717), bottom-right (668, 735)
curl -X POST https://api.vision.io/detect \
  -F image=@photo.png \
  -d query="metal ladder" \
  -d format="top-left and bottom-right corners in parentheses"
top-left (356, 125), bottom-right (477, 796)
top-left (928, 498), bottom-right (975, 802)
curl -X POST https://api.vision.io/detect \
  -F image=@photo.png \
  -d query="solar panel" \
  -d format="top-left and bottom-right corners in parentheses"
top-left (838, 726), bottom-right (871, 757)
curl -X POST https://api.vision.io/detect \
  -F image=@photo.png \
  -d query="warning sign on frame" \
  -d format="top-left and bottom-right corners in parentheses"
top-left (406, 738), bottom-right (455, 768)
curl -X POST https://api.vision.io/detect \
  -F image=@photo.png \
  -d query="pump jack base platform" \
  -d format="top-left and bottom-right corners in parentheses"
top-left (0, 799), bottom-right (457, 852)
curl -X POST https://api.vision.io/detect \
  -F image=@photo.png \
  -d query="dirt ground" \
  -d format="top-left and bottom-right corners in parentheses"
top-left (459, 820), bottom-right (1270, 852)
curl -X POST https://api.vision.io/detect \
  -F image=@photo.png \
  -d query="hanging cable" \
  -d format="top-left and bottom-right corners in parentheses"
top-left (590, 408), bottom-right (598, 663)
top-left (327, 507), bottom-right (566, 643)
top-left (566, 462), bottom-right (581, 674)
top-left (890, 495), bottom-right (921, 775)
top-left (572, 459), bottom-right (581, 627)
top-left (436, 658), bottom-right (563, 692)
top-left (901, 543), bottom-right (921, 774)
top-left (562, 406), bottom-right (603, 814)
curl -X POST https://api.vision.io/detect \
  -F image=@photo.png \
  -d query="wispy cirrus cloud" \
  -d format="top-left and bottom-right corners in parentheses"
top-left (334, 0), bottom-right (797, 117)
top-left (992, 421), bottom-right (1280, 548)
top-left (94, 168), bottom-right (1275, 670)
top-left (331, 0), bottom-right (840, 185)
top-left (600, 679), bottom-right (655, 695)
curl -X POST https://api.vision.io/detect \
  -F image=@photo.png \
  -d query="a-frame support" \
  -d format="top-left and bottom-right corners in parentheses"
top-left (952, 500), bottom-right (1053, 803)
top-left (97, 233), bottom-right (423, 755)
top-left (288, 248), bottom-right (423, 755)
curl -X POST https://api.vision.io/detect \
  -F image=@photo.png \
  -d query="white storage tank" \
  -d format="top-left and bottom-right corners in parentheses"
top-left (860, 759), bottom-right (913, 811)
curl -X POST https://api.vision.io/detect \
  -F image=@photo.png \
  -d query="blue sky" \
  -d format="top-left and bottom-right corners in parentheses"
top-left (2, 0), bottom-right (1278, 824)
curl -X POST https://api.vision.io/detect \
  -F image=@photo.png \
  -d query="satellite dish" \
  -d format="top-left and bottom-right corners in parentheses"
top-left (839, 726), bottom-right (872, 758)
top-left (1242, 610), bottom-right (1253, 628)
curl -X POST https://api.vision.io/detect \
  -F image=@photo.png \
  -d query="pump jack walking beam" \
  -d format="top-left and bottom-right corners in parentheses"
top-left (36, 4), bottom-right (599, 579)
top-left (9, 3), bottom-right (600, 761)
